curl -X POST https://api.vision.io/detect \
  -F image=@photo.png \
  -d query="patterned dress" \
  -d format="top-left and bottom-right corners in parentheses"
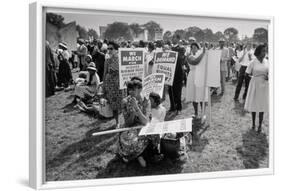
top-left (118, 96), bottom-right (150, 161)
top-left (103, 52), bottom-right (127, 111)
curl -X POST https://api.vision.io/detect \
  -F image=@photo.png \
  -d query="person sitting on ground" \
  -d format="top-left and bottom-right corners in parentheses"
top-left (76, 96), bottom-right (113, 119)
top-left (149, 92), bottom-right (166, 123)
top-left (117, 80), bottom-right (151, 167)
top-left (73, 62), bottom-right (100, 104)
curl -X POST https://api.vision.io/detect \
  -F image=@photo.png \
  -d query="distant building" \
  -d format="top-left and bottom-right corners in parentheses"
top-left (132, 27), bottom-right (148, 42)
top-left (99, 26), bottom-right (107, 40)
top-left (154, 28), bottom-right (163, 41)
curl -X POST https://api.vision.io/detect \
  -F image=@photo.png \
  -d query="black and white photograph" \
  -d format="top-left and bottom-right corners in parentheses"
top-left (43, 6), bottom-right (271, 183)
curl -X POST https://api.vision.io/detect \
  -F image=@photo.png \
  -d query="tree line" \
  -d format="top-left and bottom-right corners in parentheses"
top-left (47, 13), bottom-right (268, 44)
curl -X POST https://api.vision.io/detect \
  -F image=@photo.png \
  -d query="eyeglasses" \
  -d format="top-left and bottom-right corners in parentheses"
top-left (107, 47), bottom-right (113, 50)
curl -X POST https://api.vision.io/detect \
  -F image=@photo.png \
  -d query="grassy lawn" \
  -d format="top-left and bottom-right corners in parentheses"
top-left (45, 74), bottom-right (269, 181)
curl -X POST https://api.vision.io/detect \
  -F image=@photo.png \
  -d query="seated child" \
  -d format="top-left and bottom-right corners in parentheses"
top-left (149, 92), bottom-right (166, 123)
top-left (147, 92), bottom-right (167, 161)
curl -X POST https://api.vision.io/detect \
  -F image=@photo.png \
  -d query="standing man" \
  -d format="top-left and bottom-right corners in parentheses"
top-left (215, 38), bottom-right (229, 96)
top-left (92, 41), bottom-right (106, 81)
top-left (227, 42), bottom-right (235, 81)
top-left (169, 35), bottom-right (185, 113)
top-left (77, 39), bottom-right (88, 71)
top-left (234, 43), bottom-right (253, 101)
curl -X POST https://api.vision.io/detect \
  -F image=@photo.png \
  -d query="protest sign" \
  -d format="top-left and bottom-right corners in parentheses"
top-left (142, 73), bottom-right (165, 99)
top-left (194, 50), bottom-right (207, 87)
top-left (118, 48), bottom-right (145, 89)
top-left (152, 51), bottom-right (178, 86)
top-left (206, 50), bottom-right (222, 87)
top-left (139, 118), bottom-right (192, 136)
top-left (193, 50), bottom-right (221, 88)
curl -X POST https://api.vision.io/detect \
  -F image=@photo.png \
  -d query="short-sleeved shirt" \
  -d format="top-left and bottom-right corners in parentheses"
top-left (239, 49), bottom-right (254, 67)
top-left (151, 104), bottom-right (166, 123)
top-left (219, 47), bottom-right (229, 71)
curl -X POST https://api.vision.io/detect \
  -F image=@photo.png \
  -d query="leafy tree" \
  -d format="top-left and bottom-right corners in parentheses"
top-left (173, 29), bottom-right (186, 40)
top-left (76, 25), bottom-right (88, 39)
top-left (129, 23), bottom-right (143, 37)
top-left (214, 31), bottom-right (224, 42)
top-left (88, 28), bottom-right (99, 39)
top-left (185, 26), bottom-right (204, 41)
top-left (253, 27), bottom-right (268, 43)
top-left (104, 22), bottom-right (133, 41)
top-left (163, 30), bottom-right (173, 41)
top-left (224, 27), bottom-right (238, 42)
top-left (186, 26), bottom-right (202, 36)
top-left (143, 21), bottom-right (162, 41)
top-left (194, 29), bottom-right (205, 42)
top-left (203, 28), bottom-right (214, 42)
top-left (46, 13), bottom-right (65, 28)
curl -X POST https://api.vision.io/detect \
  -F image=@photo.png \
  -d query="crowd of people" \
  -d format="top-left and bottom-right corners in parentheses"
top-left (45, 35), bottom-right (269, 167)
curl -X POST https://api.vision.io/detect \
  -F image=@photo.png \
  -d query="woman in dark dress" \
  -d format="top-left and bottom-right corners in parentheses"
top-left (56, 43), bottom-right (73, 90)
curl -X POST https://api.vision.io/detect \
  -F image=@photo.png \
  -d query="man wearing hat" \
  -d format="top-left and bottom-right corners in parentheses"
top-left (77, 39), bottom-right (88, 71)
top-left (168, 34), bottom-right (186, 113)
top-left (214, 38), bottom-right (229, 96)
top-left (56, 42), bottom-right (73, 91)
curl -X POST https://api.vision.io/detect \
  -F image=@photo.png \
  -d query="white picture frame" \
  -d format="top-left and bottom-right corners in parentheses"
top-left (29, 1), bottom-right (274, 189)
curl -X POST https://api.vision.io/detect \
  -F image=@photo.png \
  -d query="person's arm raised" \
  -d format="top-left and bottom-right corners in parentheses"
top-left (187, 47), bottom-right (206, 66)
top-left (131, 98), bottom-right (148, 125)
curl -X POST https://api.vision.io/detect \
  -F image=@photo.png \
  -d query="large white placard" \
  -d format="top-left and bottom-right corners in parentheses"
top-left (152, 51), bottom-right (178, 86)
top-left (118, 48), bottom-right (145, 89)
top-left (142, 73), bottom-right (165, 99)
top-left (206, 50), bottom-right (222, 87)
top-left (139, 118), bottom-right (192, 136)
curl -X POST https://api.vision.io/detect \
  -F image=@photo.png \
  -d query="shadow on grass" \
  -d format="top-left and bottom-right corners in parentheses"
top-left (96, 153), bottom-right (186, 179)
top-left (46, 120), bottom-right (116, 170)
top-left (232, 101), bottom-right (247, 116)
top-left (190, 119), bottom-right (209, 153)
top-left (61, 102), bottom-right (76, 113)
top-left (211, 94), bottom-right (222, 105)
top-left (236, 130), bottom-right (268, 169)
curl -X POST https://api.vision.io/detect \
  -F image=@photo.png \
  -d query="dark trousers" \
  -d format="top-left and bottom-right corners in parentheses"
top-left (234, 66), bottom-right (251, 99)
top-left (168, 81), bottom-right (182, 111)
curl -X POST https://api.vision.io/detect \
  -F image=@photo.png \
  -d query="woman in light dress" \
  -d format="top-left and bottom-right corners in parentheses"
top-left (244, 44), bottom-right (269, 133)
top-left (184, 42), bottom-right (207, 118)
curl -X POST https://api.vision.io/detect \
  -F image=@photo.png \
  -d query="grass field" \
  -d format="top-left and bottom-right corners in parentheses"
top-left (45, 73), bottom-right (269, 181)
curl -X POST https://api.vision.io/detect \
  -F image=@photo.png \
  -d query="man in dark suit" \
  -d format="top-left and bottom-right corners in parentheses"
top-left (169, 35), bottom-right (186, 113)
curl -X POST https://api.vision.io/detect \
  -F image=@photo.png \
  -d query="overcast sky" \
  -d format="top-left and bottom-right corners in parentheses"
top-left (48, 9), bottom-right (268, 39)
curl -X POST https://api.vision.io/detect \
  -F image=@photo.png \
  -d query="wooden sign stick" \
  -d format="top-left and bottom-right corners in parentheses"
top-left (92, 125), bottom-right (143, 137)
